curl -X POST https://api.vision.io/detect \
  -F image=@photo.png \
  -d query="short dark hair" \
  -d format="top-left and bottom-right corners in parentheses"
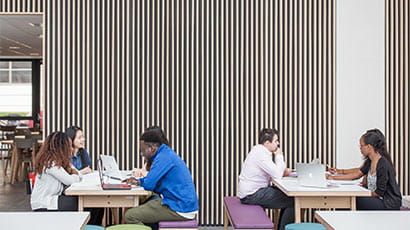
top-left (145, 126), bottom-right (170, 146)
top-left (140, 129), bottom-right (165, 147)
top-left (258, 128), bottom-right (279, 144)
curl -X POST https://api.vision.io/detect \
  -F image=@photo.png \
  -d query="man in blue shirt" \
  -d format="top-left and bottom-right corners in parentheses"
top-left (124, 129), bottom-right (199, 227)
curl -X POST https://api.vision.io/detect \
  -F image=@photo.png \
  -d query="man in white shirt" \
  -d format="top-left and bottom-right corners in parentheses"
top-left (238, 128), bottom-right (294, 230)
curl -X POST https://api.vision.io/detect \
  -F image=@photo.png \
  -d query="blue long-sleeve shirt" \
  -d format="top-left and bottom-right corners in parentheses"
top-left (71, 148), bottom-right (91, 170)
top-left (139, 144), bottom-right (199, 213)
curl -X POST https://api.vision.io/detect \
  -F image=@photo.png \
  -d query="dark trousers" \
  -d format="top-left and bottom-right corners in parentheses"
top-left (34, 195), bottom-right (103, 225)
top-left (357, 196), bottom-right (386, 210)
top-left (241, 186), bottom-right (294, 230)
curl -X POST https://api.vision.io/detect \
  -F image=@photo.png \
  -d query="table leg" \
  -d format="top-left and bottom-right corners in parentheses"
top-left (295, 197), bottom-right (301, 223)
top-left (78, 196), bottom-right (84, 211)
top-left (351, 197), bottom-right (356, 210)
top-left (114, 208), bottom-right (119, 225)
top-left (10, 147), bottom-right (18, 184)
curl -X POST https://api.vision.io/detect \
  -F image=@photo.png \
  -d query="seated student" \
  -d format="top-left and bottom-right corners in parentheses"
top-left (31, 132), bottom-right (81, 211)
top-left (66, 125), bottom-right (104, 225)
top-left (66, 126), bottom-right (92, 174)
top-left (131, 126), bottom-right (170, 178)
top-left (123, 129), bottom-right (199, 228)
top-left (327, 129), bottom-right (402, 210)
top-left (238, 128), bottom-right (293, 230)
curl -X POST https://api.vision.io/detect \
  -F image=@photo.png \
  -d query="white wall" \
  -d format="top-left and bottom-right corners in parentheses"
top-left (336, 0), bottom-right (385, 168)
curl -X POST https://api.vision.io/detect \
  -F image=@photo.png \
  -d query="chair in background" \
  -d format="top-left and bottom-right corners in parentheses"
top-left (0, 125), bottom-right (16, 184)
top-left (10, 138), bottom-right (37, 184)
top-left (0, 125), bottom-right (16, 140)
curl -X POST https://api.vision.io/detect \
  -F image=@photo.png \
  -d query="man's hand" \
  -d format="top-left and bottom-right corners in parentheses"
top-left (283, 168), bottom-right (292, 177)
top-left (274, 148), bottom-right (283, 155)
top-left (122, 177), bottom-right (140, 186)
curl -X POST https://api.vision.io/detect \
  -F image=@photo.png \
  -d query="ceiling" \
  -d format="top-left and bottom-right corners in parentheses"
top-left (0, 14), bottom-right (43, 58)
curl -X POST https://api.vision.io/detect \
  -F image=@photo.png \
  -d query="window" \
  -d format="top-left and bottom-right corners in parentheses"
top-left (0, 61), bottom-right (33, 117)
top-left (0, 61), bottom-right (32, 84)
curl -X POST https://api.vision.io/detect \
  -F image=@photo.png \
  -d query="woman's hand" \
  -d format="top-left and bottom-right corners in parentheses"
top-left (326, 173), bottom-right (333, 179)
top-left (328, 167), bottom-right (338, 174)
top-left (69, 168), bottom-right (79, 175)
top-left (132, 166), bottom-right (148, 178)
top-left (79, 166), bottom-right (92, 175)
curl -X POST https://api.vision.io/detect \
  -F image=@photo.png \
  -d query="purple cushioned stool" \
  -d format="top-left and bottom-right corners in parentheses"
top-left (158, 219), bottom-right (198, 230)
top-left (224, 196), bottom-right (276, 230)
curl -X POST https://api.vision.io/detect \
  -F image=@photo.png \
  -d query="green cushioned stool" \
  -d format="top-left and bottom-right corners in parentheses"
top-left (285, 223), bottom-right (327, 230)
top-left (106, 224), bottom-right (151, 230)
top-left (85, 225), bottom-right (105, 230)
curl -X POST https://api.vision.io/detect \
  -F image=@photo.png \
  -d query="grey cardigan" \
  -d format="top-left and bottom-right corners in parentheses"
top-left (31, 165), bottom-right (81, 210)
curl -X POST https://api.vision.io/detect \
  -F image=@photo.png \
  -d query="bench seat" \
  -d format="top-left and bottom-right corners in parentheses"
top-left (158, 219), bottom-right (198, 230)
top-left (224, 196), bottom-right (275, 230)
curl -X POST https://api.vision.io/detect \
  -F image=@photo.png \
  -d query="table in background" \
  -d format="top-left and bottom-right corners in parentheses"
top-left (0, 211), bottom-right (90, 230)
top-left (272, 177), bottom-right (371, 222)
top-left (315, 210), bottom-right (410, 230)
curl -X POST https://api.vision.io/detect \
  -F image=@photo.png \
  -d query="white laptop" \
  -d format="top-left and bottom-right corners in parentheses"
top-left (100, 155), bottom-right (130, 181)
top-left (296, 163), bottom-right (337, 188)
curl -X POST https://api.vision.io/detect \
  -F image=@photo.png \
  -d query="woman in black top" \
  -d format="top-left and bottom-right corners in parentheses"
top-left (327, 129), bottom-right (402, 210)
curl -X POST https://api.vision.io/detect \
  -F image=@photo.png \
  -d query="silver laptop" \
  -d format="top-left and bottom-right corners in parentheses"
top-left (296, 163), bottom-right (329, 188)
top-left (100, 155), bottom-right (128, 181)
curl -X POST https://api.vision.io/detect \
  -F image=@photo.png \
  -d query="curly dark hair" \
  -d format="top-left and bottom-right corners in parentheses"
top-left (35, 132), bottom-right (73, 175)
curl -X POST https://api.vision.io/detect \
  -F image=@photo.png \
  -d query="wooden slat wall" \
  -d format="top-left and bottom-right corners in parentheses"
top-left (0, 0), bottom-right (42, 12)
top-left (386, 0), bottom-right (409, 196)
top-left (2, 0), bottom-right (336, 225)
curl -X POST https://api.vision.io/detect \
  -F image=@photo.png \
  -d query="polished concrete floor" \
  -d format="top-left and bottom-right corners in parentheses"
top-left (0, 162), bottom-right (226, 229)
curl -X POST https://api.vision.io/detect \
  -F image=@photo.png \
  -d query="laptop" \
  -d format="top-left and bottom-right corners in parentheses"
top-left (296, 163), bottom-right (337, 188)
top-left (98, 159), bottom-right (131, 190)
top-left (100, 155), bottom-right (129, 181)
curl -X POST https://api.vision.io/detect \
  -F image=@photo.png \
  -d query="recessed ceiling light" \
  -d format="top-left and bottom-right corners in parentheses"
top-left (30, 53), bottom-right (40, 56)
top-left (9, 46), bottom-right (20, 49)
top-left (38, 34), bottom-right (43, 39)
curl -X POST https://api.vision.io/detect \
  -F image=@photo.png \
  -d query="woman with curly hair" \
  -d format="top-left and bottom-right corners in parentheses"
top-left (31, 131), bottom-right (81, 211)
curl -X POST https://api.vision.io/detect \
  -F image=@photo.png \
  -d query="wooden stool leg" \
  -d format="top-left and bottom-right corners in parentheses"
top-left (224, 206), bottom-right (228, 230)
top-left (101, 208), bottom-right (107, 227)
top-left (274, 209), bottom-right (280, 230)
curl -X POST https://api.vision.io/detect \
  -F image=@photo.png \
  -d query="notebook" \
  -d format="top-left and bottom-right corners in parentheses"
top-left (98, 159), bottom-right (131, 190)
top-left (296, 163), bottom-right (338, 188)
